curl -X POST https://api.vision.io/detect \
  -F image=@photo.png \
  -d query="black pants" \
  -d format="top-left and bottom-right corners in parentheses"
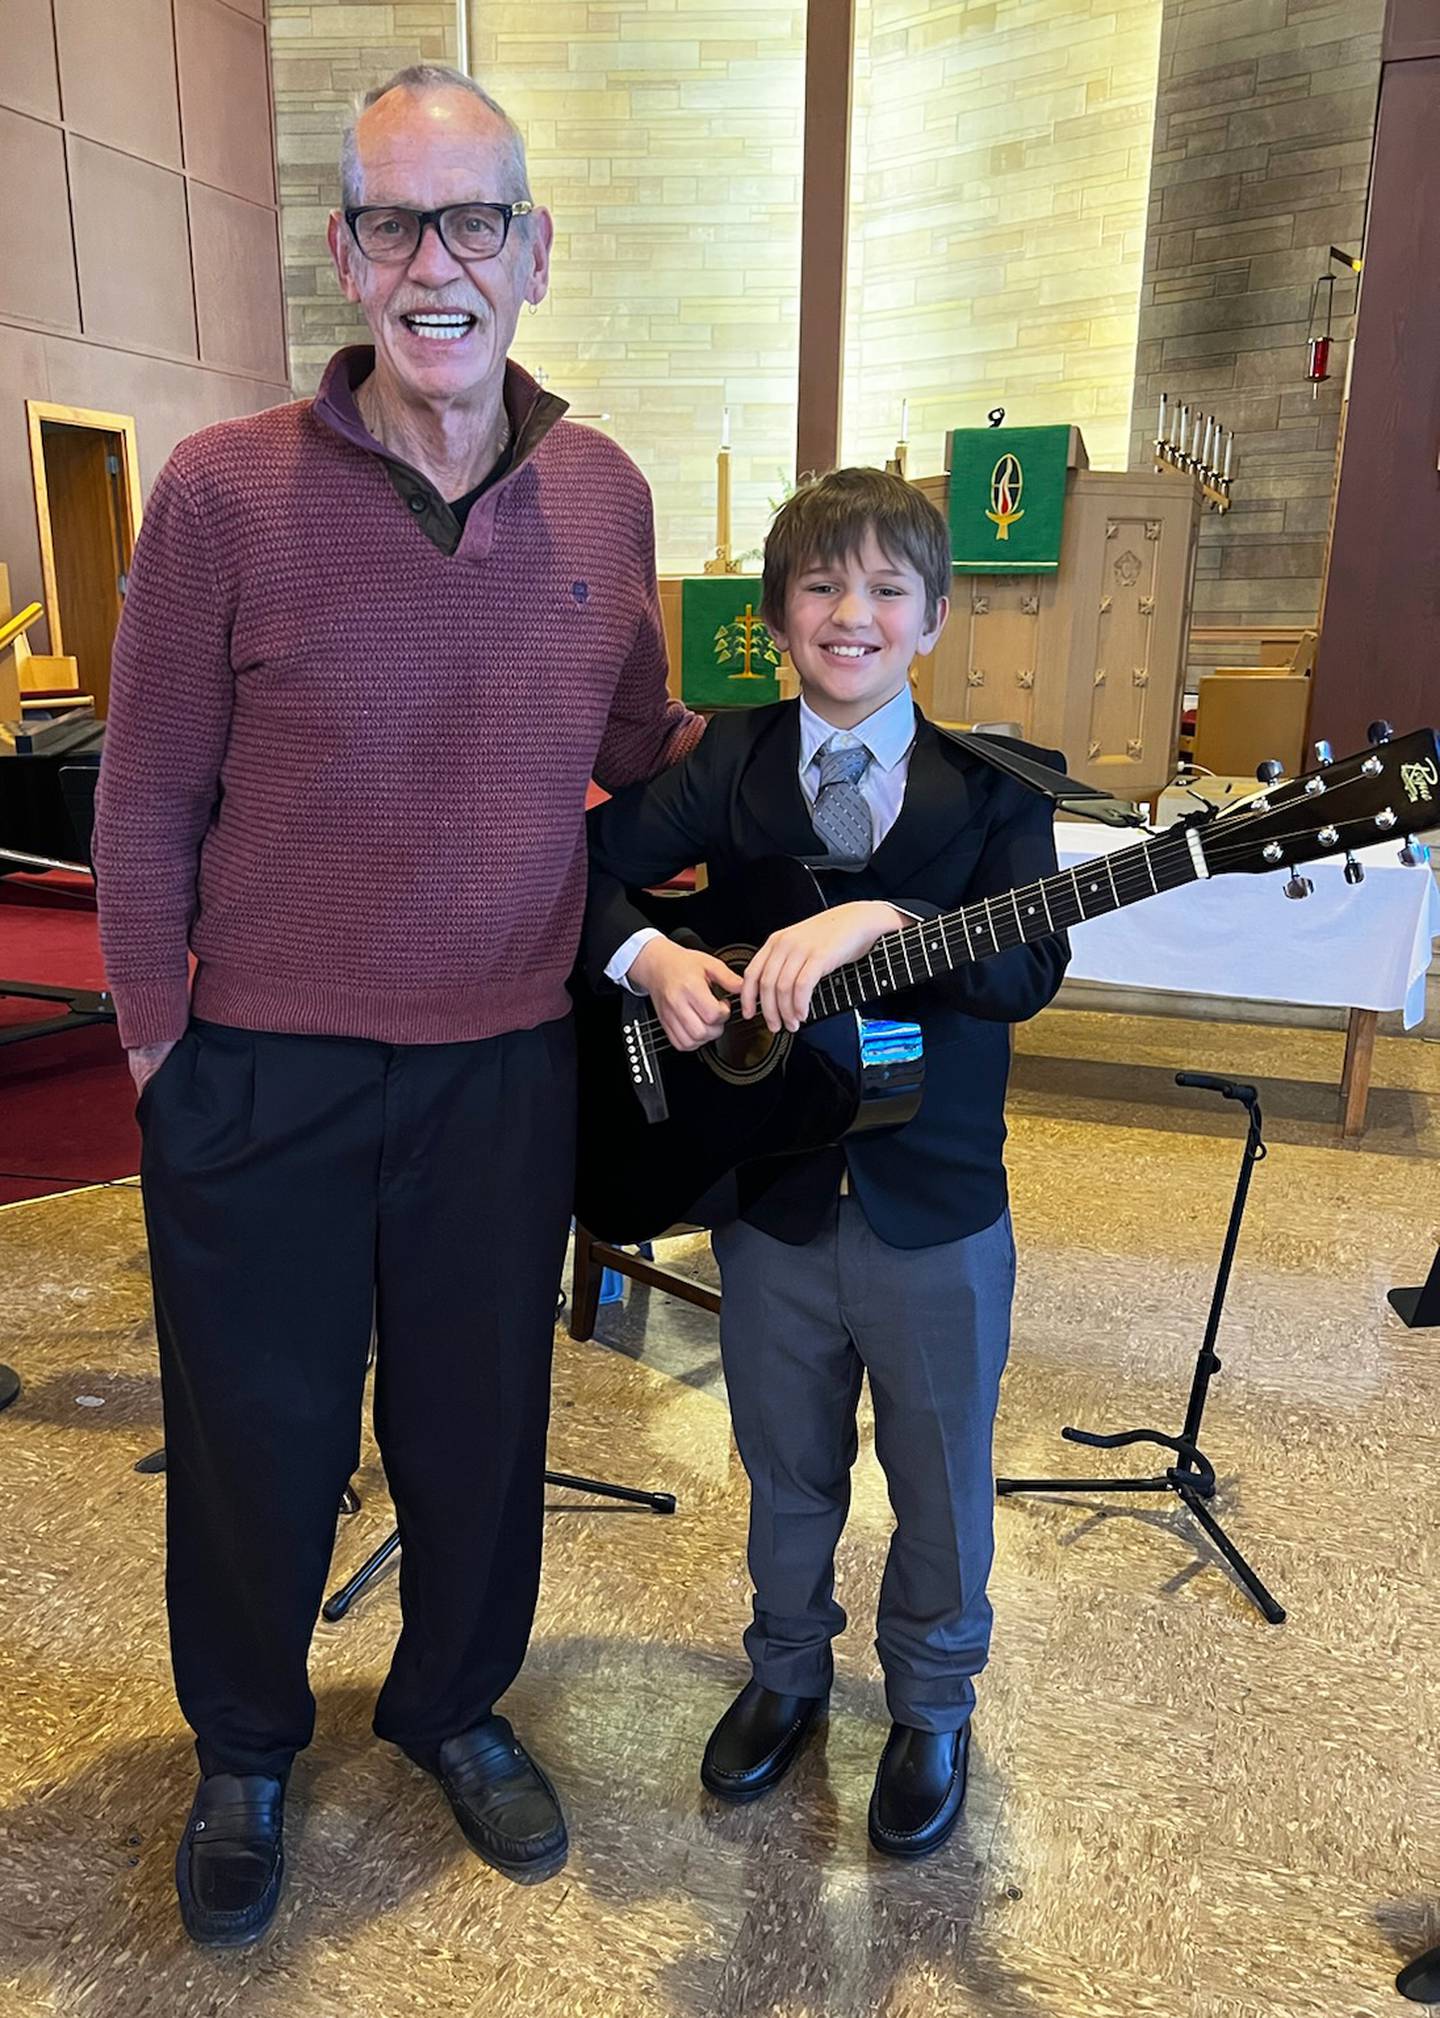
top-left (138, 1015), bottom-right (577, 1780)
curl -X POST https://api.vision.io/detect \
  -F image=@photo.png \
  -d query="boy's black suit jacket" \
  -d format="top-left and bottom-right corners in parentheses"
top-left (584, 699), bottom-right (1071, 1250)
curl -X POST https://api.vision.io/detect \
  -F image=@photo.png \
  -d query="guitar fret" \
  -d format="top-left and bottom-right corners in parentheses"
top-left (1039, 879), bottom-right (1055, 931)
top-left (1143, 844), bottom-right (1158, 895)
top-left (899, 933), bottom-right (916, 985)
top-left (1011, 888), bottom-right (1025, 939)
top-left (960, 908), bottom-right (975, 960)
top-left (1104, 855), bottom-right (1120, 909)
top-left (881, 936), bottom-right (898, 990)
top-left (916, 928), bottom-right (935, 977)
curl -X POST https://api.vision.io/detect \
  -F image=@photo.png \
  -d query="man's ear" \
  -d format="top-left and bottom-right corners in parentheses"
top-left (523, 207), bottom-right (556, 307)
top-left (329, 212), bottom-right (362, 305)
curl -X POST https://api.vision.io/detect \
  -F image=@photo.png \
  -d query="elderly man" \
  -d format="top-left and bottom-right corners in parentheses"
top-left (95, 65), bottom-right (701, 1945)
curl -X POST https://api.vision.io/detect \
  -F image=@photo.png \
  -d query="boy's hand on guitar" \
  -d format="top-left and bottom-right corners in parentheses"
top-left (627, 938), bottom-right (745, 1052)
top-left (743, 902), bottom-right (908, 1033)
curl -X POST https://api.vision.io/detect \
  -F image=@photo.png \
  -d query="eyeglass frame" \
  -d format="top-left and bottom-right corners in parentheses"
top-left (343, 201), bottom-right (535, 264)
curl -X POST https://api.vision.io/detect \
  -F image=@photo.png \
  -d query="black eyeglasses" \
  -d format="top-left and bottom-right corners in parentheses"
top-left (344, 201), bottom-right (534, 264)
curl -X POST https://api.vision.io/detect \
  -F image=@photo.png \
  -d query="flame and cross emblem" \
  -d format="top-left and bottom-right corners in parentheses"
top-left (986, 452), bottom-right (1025, 541)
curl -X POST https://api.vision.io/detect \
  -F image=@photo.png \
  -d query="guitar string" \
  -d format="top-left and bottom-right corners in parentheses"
top-left (627, 778), bottom-right (1391, 1055)
top-left (624, 768), bottom-right (1395, 1056)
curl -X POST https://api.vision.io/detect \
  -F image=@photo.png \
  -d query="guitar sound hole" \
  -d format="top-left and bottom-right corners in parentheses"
top-left (714, 1015), bottom-right (782, 1078)
top-left (702, 943), bottom-right (791, 1087)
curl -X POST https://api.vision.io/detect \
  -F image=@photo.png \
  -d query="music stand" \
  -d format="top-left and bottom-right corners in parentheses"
top-left (997, 1071), bottom-right (1285, 1625)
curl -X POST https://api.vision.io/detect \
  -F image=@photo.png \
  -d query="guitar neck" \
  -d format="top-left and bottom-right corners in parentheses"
top-left (808, 824), bottom-right (1207, 1023)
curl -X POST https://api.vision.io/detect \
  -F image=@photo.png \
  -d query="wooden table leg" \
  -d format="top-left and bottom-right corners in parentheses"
top-left (1339, 1006), bottom-right (1377, 1136)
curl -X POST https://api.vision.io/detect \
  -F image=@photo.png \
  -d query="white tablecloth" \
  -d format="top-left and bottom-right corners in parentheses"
top-left (1053, 822), bottom-right (1440, 1028)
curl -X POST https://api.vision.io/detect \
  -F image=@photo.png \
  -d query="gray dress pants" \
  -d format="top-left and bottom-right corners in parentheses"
top-left (712, 1196), bottom-right (1014, 1732)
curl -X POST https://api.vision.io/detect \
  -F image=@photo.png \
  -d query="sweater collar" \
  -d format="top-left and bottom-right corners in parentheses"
top-left (312, 343), bottom-right (564, 488)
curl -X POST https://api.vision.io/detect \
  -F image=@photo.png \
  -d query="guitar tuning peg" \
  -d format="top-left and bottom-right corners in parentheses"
top-left (1312, 739), bottom-right (1334, 766)
top-left (1399, 838), bottom-right (1431, 867)
top-left (1255, 758), bottom-right (1285, 785)
top-left (1343, 854), bottom-right (1366, 885)
top-left (1367, 719), bottom-right (1394, 746)
top-left (1283, 872), bottom-right (1314, 900)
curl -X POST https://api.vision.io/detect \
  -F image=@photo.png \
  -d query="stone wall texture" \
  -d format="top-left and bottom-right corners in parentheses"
top-left (1128, 0), bottom-right (1385, 647)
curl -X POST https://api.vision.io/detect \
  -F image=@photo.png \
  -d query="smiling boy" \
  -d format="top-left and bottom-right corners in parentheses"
top-left (584, 468), bottom-right (1070, 1857)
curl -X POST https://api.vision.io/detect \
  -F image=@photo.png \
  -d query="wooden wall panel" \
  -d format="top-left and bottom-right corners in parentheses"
top-left (69, 140), bottom-right (198, 360)
top-left (2, 0), bottom-right (62, 121)
top-left (0, 110), bottom-right (80, 333)
top-left (1384, 0), bottom-right (1440, 60)
top-left (176, 0), bottom-right (276, 206)
top-left (1311, 54), bottom-right (1440, 750)
top-left (191, 185), bottom-right (287, 381)
top-left (53, 0), bottom-right (183, 169)
top-left (0, 323), bottom-right (54, 647)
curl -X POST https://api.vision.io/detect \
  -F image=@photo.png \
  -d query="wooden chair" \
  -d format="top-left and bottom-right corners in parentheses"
top-left (569, 1223), bottom-right (720, 1341)
top-left (1189, 670), bottom-right (1311, 779)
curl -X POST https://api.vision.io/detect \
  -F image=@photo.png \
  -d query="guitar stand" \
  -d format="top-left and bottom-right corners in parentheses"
top-left (997, 1071), bottom-right (1285, 1626)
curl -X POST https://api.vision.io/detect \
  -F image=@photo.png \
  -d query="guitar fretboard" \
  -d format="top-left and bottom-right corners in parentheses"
top-left (807, 826), bottom-right (1201, 1023)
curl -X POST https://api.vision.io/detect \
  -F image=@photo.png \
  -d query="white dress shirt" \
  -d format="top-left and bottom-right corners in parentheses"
top-left (606, 687), bottom-right (920, 989)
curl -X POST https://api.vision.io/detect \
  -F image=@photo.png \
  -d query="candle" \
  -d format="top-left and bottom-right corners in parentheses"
top-left (1178, 404), bottom-right (1189, 456)
top-left (900, 397), bottom-right (910, 443)
top-left (716, 441), bottom-right (732, 561)
top-left (1158, 391), bottom-right (1168, 442)
top-left (1223, 430), bottom-right (1233, 479)
top-left (1201, 415), bottom-right (1214, 469)
top-left (721, 406), bottom-right (730, 452)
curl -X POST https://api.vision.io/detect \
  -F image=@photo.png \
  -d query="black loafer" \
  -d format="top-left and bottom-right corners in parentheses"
top-left (175, 1772), bottom-right (285, 1947)
top-left (429, 1717), bottom-right (567, 1883)
top-left (1398, 1943), bottom-right (1440, 2003)
top-left (868, 1723), bottom-right (969, 1859)
top-left (700, 1680), bottom-right (826, 1804)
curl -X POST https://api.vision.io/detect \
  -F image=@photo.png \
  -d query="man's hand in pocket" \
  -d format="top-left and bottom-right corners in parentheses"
top-left (128, 1040), bottom-right (178, 1096)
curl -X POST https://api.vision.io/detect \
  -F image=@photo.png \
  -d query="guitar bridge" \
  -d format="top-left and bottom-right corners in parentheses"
top-left (621, 994), bottom-right (669, 1124)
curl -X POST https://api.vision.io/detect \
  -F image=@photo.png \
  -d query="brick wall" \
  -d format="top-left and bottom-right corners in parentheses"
top-left (270, 1), bottom-right (459, 393)
top-left (844, 0), bottom-right (1164, 477)
top-left (1128, 0), bottom-right (1385, 648)
top-left (468, 3), bottom-right (808, 575)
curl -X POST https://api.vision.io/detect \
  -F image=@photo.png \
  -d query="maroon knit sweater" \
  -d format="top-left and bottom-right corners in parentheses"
top-left (95, 350), bottom-right (703, 1050)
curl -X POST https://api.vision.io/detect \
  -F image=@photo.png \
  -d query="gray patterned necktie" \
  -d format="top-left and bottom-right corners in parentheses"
top-left (811, 736), bottom-right (874, 867)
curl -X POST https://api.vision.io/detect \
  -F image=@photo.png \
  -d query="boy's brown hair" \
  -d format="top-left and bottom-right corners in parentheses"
top-left (760, 466), bottom-right (952, 633)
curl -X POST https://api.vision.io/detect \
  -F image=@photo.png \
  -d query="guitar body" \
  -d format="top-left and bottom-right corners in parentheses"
top-left (573, 856), bottom-right (925, 1244)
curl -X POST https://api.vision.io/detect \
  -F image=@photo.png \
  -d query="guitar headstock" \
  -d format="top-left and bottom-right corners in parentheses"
top-left (1199, 726), bottom-right (1439, 877)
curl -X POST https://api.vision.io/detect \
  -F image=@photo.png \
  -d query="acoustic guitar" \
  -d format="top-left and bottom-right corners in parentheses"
top-left (573, 726), bottom-right (1439, 1244)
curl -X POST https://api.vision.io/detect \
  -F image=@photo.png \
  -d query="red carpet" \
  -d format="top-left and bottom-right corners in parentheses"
top-left (0, 873), bottom-right (138, 1205)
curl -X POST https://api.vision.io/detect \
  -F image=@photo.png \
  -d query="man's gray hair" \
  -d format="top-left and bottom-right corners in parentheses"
top-left (339, 65), bottom-right (531, 210)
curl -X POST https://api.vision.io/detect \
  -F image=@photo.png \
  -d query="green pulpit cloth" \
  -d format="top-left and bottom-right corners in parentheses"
top-left (679, 578), bottom-right (782, 708)
top-left (948, 425), bottom-right (1071, 574)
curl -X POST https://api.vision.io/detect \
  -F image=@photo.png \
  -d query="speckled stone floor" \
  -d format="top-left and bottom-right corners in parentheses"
top-left (1, 1007), bottom-right (1437, 2018)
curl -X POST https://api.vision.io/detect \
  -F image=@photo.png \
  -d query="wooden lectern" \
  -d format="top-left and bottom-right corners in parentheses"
top-left (911, 428), bottom-right (1201, 801)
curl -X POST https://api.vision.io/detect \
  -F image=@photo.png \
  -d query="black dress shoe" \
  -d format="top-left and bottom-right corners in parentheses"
top-left (429, 1717), bottom-right (567, 1882)
top-left (700, 1679), bottom-right (826, 1804)
top-left (175, 1773), bottom-right (285, 1947)
top-left (1398, 1942), bottom-right (1440, 2003)
top-left (868, 1723), bottom-right (969, 1859)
